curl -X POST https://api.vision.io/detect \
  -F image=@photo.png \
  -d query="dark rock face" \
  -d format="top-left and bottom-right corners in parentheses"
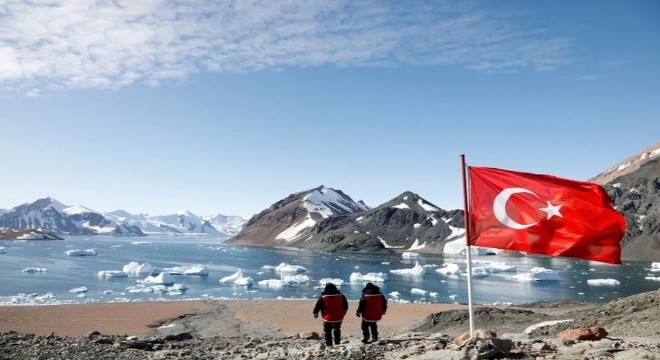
top-left (229, 188), bottom-right (464, 254)
top-left (602, 157), bottom-right (660, 260)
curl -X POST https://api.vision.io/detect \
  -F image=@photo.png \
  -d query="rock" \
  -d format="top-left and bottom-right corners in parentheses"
top-left (298, 331), bottom-right (320, 340)
top-left (557, 327), bottom-right (608, 341)
top-left (531, 341), bottom-right (551, 351)
top-left (453, 329), bottom-right (497, 346)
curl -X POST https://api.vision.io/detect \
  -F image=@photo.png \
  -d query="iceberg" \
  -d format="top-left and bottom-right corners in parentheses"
top-left (22, 267), bottom-right (48, 273)
top-left (350, 272), bottom-right (388, 283)
top-left (645, 275), bottom-right (660, 282)
top-left (390, 261), bottom-right (426, 276)
top-left (650, 262), bottom-right (660, 272)
top-left (142, 272), bottom-right (175, 286)
top-left (0, 246), bottom-right (6, 254)
top-left (258, 279), bottom-right (288, 288)
top-left (65, 249), bottom-right (97, 256)
top-left (281, 274), bottom-right (310, 284)
top-left (122, 262), bottom-right (154, 275)
top-left (69, 286), bottom-right (88, 293)
top-left (219, 269), bottom-right (253, 286)
top-left (163, 265), bottom-right (209, 275)
top-left (318, 278), bottom-right (346, 286)
top-left (97, 270), bottom-right (128, 278)
top-left (513, 267), bottom-right (560, 281)
top-left (411, 288), bottom-right (427, 295)
top-left (274, 263), bottom-right (307, 274)
top-left (442, 237), bottom-right (497, 255)
top-left (436, 263), bottom-right (461, 275)
top-left (401, 252), bottom-right (420, 259)
top-left (587, 279), bottom-right (620, 286)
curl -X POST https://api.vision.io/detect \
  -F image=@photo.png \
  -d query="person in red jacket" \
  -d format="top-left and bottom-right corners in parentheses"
top-left (313, 282), bottom-right (349, 346)
top-left (355, 282), bottom-right (387, 344)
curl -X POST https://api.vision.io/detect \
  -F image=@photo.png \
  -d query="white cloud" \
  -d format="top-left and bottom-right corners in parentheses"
top-left (0, 0), bottom-right (571, 92)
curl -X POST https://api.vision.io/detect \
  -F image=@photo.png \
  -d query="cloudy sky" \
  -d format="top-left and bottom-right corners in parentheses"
top-left (1, 0), bottom-right (658, 218)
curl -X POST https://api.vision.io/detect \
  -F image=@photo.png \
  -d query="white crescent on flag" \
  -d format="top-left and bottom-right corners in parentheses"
top-left (492, 187), bottom-right (539, 229)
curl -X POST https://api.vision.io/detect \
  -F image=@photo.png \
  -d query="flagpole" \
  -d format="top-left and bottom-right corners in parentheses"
top-left (460, 154), bottom-right (475, 338)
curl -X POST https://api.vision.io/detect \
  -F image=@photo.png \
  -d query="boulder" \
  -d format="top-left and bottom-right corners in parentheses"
top-left (557, 327), bottom-right (608, 341)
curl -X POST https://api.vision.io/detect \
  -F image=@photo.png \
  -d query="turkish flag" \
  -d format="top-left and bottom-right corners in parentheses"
top-left (468, 166), bottom-right (626, 264)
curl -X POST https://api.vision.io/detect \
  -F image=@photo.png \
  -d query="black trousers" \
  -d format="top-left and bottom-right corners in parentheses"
top-left (322, 321), bottom-right (342, 345)
top-left (361, 320), bottom-right (378, 341)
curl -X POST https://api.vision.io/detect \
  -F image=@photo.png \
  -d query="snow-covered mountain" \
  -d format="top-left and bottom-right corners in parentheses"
top-left (0, 198), bottom-right (247, 238)
top-left (226, 185), bottom-right (370, 246)
top-left (0, 197), bottom-right (143, 236)
top-left (227, 188), bottom-right (463, 253)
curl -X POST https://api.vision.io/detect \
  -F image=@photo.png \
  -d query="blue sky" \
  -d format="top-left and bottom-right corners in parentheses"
top-left (0, 0), bottom-right (658, 218)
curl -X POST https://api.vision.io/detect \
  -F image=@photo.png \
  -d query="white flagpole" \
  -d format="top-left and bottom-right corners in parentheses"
top-left (460, 154), bottom-right (475, 338)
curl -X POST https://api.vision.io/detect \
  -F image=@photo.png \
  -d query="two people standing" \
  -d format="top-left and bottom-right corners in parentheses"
top-left (312, 282), bottom-right (387, 347)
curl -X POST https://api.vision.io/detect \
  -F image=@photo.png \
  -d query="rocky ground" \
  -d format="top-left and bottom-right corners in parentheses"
top-left (2, 290), bottom-right (660, 359)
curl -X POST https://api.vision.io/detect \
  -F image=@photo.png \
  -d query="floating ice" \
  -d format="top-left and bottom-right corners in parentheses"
top-left (473, 260), bottom-right (517, 273)
top-left (164, 265), bottom-right (209, 275)
top-left (22, 267), bottom-right (48, 273)
top-left (69, 286), bottom-right (88, 293)
top-left (587, 278), bottom-right (620, 286)
top-left (645, 276), bottom-right (660, 282)
top-left (429, 292), bottom-right (438, 297)
top-left (65, 249), bottom-right (97, 256)
top-left (281, 274), bottom-right (310, 284)
top-left (97, 270), bottom-right (128, 278)
top-left (0, 246), bottom-right (6, 254)
top-left (142, 272), bottom-right (175, 286)
top-left (461, 267), bottom-right (490, 278)
top-left (411, 288), bottom-right (427, 295)
top-left (651, 262), bottom-right (660, 272)
top-left (319, 278), bottom-right (346, 286)
top-left (402, 252), bottom-right (420, 259)
top-left (513, 267), bottom-right (560, 281)
top-left (436, 263), bottom-right (461, 275)
top-left (0, 293), bottom-right (57, 305)
top-left (448, 294), bottom-right (458, 300)
top-left (389, 291), bottom-right (400, 297)
top-left (219, 269), bottom-right (253, 286)
top-left (258, 279), bottom-right (288, 288)
top-left (275, 263), bottom-right (307, 274)
top-left (122, 262), bottom-right (154, 275)
top-left (442, 238), bottom-right (496, 255)
top-left (350, 272), bottom-right (388, 283)
top-left (390, 261), bottom-right (426, 276)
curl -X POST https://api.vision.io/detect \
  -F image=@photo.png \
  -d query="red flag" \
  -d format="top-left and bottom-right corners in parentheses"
top-left (468, 166), bottom-right (626, 264)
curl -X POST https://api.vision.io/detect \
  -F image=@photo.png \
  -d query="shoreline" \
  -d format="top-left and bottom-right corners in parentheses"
top-left (0, 299), bottom-right (468, 337)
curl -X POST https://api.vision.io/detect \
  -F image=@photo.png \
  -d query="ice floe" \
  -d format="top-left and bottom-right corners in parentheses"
top-left (650, 262), bottom-right (660, 272)
top-left (587, 278), bottom-right (620, 286)
top-left (319, 278), bottom-right (346, 286)
top-left (69, 286), bottom-right (88, 293)
top-left (390, 261), bottom-right (426, 276)
top-left (142, 272), bottom-right (175, 286)
top-left (122, 262), bottom-right (154, 275)
top-left (22, 267), bottom-right (48, 273)
top-left (163, 265), bottom-right (209, 275)
top-left (262, 262), bottom-right (307, 274)
top-left (97, 270), bottom-right (128, 278)
top-left (219, 269), bottom-right (253, 286)
top-left (411, 288), bottom-right (427, 296)
top-left (401, 252), bottom-right (420, 259)
top-left (436, 263), bottom-right (461, 275)
top-left (513, 267), bottom-right (560, 281)
top-left (350, 272), bottom-right (388, 283)
top-left (0, 246), bottom-right (7, 254)
top-left (65, 249), bottom-right (97, 256)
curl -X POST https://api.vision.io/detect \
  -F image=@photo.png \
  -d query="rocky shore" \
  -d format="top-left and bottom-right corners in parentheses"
top-left (2, 289), bottom-right (659, 359)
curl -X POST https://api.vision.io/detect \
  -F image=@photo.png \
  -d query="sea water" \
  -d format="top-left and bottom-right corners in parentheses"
top-left (0, 236), bottom-right (658, 305)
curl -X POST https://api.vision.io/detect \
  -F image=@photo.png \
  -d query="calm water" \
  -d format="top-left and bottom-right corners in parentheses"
top-left (0, 236), bottom-right (658, 305)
